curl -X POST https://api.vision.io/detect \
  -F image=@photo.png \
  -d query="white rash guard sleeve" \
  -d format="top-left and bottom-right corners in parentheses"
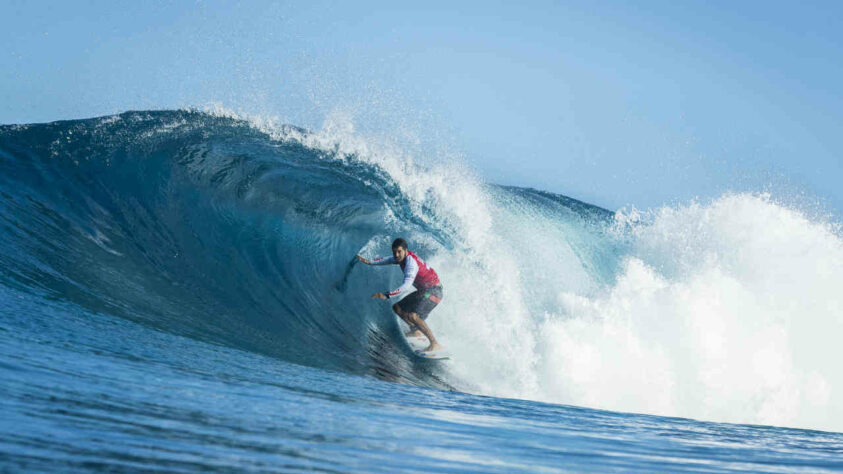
top-left (370, 256), bottom-right (396, 265)
top-left (387, 257), bottom-right (418, 300)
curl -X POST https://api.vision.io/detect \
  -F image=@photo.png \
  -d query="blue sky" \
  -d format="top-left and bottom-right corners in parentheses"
top-left (2, 1), bottom-right (842, 214)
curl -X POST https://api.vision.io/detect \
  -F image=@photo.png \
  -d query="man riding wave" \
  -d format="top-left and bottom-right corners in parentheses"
top-left (357, 238), bottom-right (444, 353)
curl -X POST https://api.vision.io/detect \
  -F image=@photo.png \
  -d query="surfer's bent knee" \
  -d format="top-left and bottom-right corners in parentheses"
top-left (392, 303), bottom-right (401, 314)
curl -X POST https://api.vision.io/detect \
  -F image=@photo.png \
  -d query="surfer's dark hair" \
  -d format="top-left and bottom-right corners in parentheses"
top-left (392, 238), bottom-right (408, 250)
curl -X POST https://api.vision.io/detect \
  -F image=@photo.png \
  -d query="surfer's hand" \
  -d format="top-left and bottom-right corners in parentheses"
top-left (357, 255), bottom-right (370, 265)
top-left (371, 292), bottom-right (387, 300)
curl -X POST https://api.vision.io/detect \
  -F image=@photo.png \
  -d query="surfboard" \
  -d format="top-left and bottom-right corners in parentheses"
top-left (405, 335), bottom-right (450, 360)
top-left (414, 349), bottom-right (450, 360)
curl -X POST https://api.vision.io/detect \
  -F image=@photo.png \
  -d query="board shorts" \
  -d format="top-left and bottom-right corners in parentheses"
top-left (397, 285), bottom-right (443, 322)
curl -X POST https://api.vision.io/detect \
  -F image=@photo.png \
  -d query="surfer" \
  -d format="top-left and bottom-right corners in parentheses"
top-left (357, 238), bottom-right (444, 353)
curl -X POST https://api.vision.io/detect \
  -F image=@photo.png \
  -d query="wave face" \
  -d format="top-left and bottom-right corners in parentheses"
top-left (1, 110), bottom-right (841, 431)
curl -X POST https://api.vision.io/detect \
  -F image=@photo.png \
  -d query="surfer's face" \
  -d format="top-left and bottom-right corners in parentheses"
top-left (392, 247), bottom-right (408, 263)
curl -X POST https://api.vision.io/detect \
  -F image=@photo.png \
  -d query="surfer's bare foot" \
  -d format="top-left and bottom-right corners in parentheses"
top-left (405, 330), bottom-right (425, 338)
top-left (423, 342), bottom-right (443, 352)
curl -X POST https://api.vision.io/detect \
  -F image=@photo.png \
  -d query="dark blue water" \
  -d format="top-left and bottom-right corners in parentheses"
top-left (1, 111), bottom-right (841, 471)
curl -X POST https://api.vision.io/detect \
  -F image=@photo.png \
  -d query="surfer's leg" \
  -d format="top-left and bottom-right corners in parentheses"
top-left (393, 302), bottom-right (423, 337)
top-left (393, 303), bottom-right (412, 326)
top-left (392, 303), bottom-right (405, 319)
top-left (395, 288), bottom-right (443, 352)
top-left (406, 312), bottom-right (441, 352)
top-left (393, 304), bottom-right (427, 339)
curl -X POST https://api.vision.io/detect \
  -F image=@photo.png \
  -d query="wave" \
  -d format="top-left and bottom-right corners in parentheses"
top-left (1, 109), bottom-right (841, 431)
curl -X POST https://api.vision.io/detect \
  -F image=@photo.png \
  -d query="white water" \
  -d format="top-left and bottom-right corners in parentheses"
top-left (227, 107), bottom-right (843, 432)
top-left (534, 194), bottom-right (843, 431)
top-left (414, 170), bottom-right (842, 432)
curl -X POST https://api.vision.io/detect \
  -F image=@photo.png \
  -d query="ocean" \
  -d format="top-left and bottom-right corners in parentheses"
top-left (1, 110), bottom-right (841, 471)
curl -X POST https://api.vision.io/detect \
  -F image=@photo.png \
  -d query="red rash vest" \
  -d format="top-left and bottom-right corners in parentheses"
top-left (371, 250), bottom-right (441, 299)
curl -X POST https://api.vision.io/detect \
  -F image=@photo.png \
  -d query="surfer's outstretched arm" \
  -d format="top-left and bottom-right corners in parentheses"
top-left (357, 255), bottom-right (396, 265)
top-left (370, 256), bottom-right (396, 266)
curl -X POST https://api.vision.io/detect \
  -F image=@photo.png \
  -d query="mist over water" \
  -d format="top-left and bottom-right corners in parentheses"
top-left (2, 109), bottom-right (841, 434)
top-left (421, 177), bottom-right (842, 431)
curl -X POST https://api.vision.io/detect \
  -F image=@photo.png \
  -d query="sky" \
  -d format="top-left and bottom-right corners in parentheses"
top-left (2, 0), bottom-right (842, 214)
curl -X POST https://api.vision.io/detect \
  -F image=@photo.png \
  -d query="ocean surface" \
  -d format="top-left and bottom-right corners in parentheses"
top-left (1, 110), bottom-right (841, 472)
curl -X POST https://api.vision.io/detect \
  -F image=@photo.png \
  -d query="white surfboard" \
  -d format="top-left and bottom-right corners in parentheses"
top-left (405, 335), bottom-right (450, 360)
top-left (414, 349), bottom-right (450, 360)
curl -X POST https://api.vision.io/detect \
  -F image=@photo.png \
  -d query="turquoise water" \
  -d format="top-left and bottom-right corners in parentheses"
top-left (4, 284), bottom-right (841, 472)
top-left (1, 111), bottom-right (841, 471)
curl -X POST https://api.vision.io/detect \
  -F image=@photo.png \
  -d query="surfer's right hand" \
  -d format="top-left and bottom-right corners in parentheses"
top-left (356, 255), bottom-right (370, 265)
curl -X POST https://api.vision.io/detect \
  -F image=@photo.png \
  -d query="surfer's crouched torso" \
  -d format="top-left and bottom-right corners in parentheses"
top-left (372, 250), bottom-right (442, 318)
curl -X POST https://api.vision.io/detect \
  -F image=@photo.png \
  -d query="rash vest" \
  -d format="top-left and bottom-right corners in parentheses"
top-left (371, 250), bottom-right (441, 299)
